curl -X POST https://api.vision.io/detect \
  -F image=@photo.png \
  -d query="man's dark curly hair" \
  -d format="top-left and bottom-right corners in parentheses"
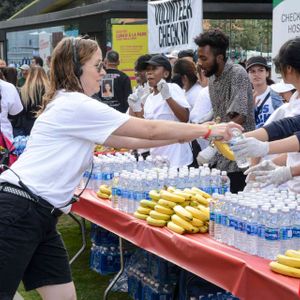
top-left (135, 54), bottom-right (152, 72)
top-left (194, 29), bottom-right (229, 60)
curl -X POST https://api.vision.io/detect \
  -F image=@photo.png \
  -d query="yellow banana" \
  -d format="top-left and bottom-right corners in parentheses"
top-left (137, 206), bottom-right (151, 215)
top-left (277, 254), bottom-right (300, 268)
top-left (150, 210), bottom-right (171, 221)
top-left (96, 191), bottom-right (111, 199)
top-left (174, 190), bottom-right (193, 200)
top-left (146, 216), bottom-right (166, 227)
top-left (160, 190), bottom-right (185, 203)
top-left (140, 199), bottom-right (156, 209)
top-left (134, 211), bottom-right (148, 220)
top-left (185, 206), bottom-right (209, 222)
top-left (192, 194), bottom-right (210, 206)
top-left (186, 225), bottom-right (200, 234)
top-left (171, 214), bottom-right (194, 232)
top-left (167, 186), bottom-right (176, 193)
top-left (183, 188), bottom-right (195, 195)
top-left (154, 204), bottom-right (174, 215)
top-left (190, 200), bottom-right (199, 207)
top-left (99, 185), bottom-right (112, 195)
top-left (191, 217), bottom-right (204, 227)
top-left (269, 261), bottom-right (300, 278)
top-left (181, 201), bottom-right (191, 207)
top-left (167, 221), bottom-right (185, 235)
top-left (285, 249), bottom-right (300, 259)
top-left (191, 187), bottom-right (211, 199)
top-left (199, 225), bottom-right (208, 233)
top-left (173, 205), bottom-right (193, 221)
top-left (197, 205), bottom-right (210, 219)
top-left (158, 199), bottom-right (177, 209)
top-left (149, 190), bottom-right (161, 201)
top-left (213, 140), bottom-right (235, 161)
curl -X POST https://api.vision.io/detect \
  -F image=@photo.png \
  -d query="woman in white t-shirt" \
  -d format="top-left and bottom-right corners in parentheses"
top-left (246, 56), bottom-right (283, 128)
top-left (142, 54), bottom-right (193, 167)
top-left (0, 37), bottom-right (242, 299)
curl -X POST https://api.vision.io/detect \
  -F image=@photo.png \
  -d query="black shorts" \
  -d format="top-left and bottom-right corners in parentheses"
top-left (0, 192), bottom-right (72, 298)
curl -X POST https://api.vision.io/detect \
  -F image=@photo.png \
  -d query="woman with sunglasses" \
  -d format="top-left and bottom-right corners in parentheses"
top-left (0, 37), bottom-right (241, 299)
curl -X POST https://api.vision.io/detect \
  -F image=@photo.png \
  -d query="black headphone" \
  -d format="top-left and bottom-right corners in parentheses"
top-left (71, 37), bottom-right (83, 78)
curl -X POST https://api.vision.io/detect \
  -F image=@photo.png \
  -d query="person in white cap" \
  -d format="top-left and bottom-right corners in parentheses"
top-left (166, 50), bottom-right (179, 67)
top-left (270, 79), bottom-right (296, 103)
top-left (17, 64), bottom-right (30, 88)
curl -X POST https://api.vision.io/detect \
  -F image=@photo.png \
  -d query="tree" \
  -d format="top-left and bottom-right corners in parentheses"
top-left (0, 0), bottom-right (32, 21)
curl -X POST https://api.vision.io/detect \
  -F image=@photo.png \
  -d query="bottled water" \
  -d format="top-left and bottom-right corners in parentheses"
top-left (279, 207), bottom-right (293, 253)
top-left (264, 208), bottom-right (280, 260)
top-left (209, 194), bottom-right (217, 239)
top-left (246, 203), bottom-right (258, 255)
top-left (210, 172), bottom-right (219, 194)
top-left (257, 206), bottom-right (268, 258)
top-left (229, 128), bottom-right (249, 168)
top-left (134, 178), bottom-right (143, 211)
top-left (220, 195), bottom-right (230, 244)
top-left (122, 174), bottom-right (129, 213)
top-left (292, 206), bottom-right (300, 250)
top-left (127, 175), bottom-right (135, 214)
top-left (220, 171), bottom-right (230, 194)
top-left (111, 172), bottom-right (119, 209)
top-left (227, 196), bottom-right (237, 246)
top-left (214, 195), bottom-right (224, 242)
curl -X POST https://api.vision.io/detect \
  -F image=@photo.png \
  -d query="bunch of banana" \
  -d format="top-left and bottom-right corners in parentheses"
top-left (134, 199), bottom-right (156, 220)
top-left (134, 187), bottom-right (210, 234)
top-left (96, 184), bottom-right (112, 199)
top-left (269, 249), bottom-right (300, 278)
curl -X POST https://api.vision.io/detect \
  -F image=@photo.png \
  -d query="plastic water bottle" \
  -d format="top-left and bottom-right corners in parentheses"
top-left (134, 177), bottom-right (143, 211)
top-left (292, 206), bottom-right (300, 250)
top-left (210, 172), bottom-right (219, 194)
top-left (230, 128), bottom-right (249, 168)
top-left (227, 196), bottom-right (237, 246)
top-left (214, 195), bottom-right (224, 242)
top-left (280, 207), bottom-right (293, 253)
top-left (209, 194), bottom-right (217, 239)
top-left (111, 172), bottom-right (119, 209)
top-left (264, 208), bottom-right (280, 260)
top-left (220, 171), bottom-right (230, 194)
top-left (257, 205), bottom-right (268, 258)
top-left (246, 203), bottom-right (258, 255)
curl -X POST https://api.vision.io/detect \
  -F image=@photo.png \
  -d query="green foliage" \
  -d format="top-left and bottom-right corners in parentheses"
top-left (0, 0), bottom-right (32, 21)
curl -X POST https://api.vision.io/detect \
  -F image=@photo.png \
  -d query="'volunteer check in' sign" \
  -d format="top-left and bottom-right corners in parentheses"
top-left (148, 0), bottom-right (203, 54)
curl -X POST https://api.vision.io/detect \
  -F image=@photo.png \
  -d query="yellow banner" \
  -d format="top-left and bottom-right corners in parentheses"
top-left (112, 24), bottom-right (148, 88)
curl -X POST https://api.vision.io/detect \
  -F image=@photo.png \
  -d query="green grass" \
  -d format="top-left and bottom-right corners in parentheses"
top-left (18, 215), bottom-right (132, 300)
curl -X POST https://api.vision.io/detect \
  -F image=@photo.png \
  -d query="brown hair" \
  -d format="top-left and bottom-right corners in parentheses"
top-left (0, 67), bottom-right (18, 86)
top-left (21, 66), bottom-right (49, 109)
top-left (38, 37), bottom-right (99, 114)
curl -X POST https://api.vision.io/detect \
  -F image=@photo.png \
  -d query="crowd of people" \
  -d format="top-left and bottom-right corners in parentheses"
top-left (0, 27), bottom-right (299, 299)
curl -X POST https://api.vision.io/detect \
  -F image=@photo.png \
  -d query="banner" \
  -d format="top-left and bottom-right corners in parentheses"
top-left (148, 0), bottom-right (202, 54)
top-left (112, 24), bottom-right (148, 87)
top-left (272, 0), bottom-right (300, 80)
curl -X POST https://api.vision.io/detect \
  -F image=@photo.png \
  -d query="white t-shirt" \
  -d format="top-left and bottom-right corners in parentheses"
top-left (254, 86), bottom-right (274, 128)
top-left (185, 82), bottom-right (203, 109)
top-left (143, 83), bottom-right (193, 168)
top-left (0, 90), bottom-right (129, 212)
top-left (189, 87), bottom-right (212, 150)
top-left (0, 79), bottom-right (23, 141)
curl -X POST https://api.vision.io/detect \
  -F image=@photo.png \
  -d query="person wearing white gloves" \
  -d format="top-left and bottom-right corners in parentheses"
top-left (141, 54), bottom-right (193, 168)
top-left (128, 54), bottom-right (152, 118)
top-left (231, 37), bottom-right (300, 191)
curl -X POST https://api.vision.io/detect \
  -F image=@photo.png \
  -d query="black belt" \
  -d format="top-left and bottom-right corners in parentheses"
top-left (0, 182), bottom-right (63, 217)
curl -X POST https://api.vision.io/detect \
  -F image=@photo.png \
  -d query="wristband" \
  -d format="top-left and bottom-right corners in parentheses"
top-left (203, 125), bottom-right (213, 139)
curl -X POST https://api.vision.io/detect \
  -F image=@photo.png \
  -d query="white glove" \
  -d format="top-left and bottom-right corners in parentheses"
top-left (157, 79), bottom-right (171, 100)
top-left (230, 137), bottom-right (269, 158)
top-left (248, 165), bottom-right (292, 188)
top-left (244, 160), bottom-right (277, 183)
top-left (196, 145), bottom-right (217, 165)
top-left (135, 85), bottom-right (144, 99)
top-left (128, 92), bottom-right (143, 112)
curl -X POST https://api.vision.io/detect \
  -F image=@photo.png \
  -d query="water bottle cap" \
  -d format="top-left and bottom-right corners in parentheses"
top-left (270, 208), bottom-right (277, 213)
top-left (282, 206), bottom-right (289, 212)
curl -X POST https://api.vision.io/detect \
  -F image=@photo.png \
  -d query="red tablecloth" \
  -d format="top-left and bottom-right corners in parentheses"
top-left (71, 190), bottom-right (300, 300)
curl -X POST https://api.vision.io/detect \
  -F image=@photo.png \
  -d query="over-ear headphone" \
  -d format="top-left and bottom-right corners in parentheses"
top-left (71, 37), bottom-right (83, 78)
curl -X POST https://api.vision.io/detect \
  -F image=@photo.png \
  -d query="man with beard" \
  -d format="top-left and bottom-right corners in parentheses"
top-left (194, 29), bottom-right (255, 193)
